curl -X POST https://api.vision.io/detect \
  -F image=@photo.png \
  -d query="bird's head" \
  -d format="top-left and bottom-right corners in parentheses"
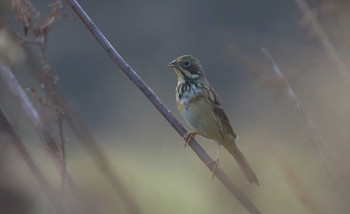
top-left (168, 55), bottom-right (205, 82)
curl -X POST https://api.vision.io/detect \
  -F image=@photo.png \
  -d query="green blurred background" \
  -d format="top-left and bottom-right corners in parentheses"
top-left (1, 0), bottom-right (350, 213)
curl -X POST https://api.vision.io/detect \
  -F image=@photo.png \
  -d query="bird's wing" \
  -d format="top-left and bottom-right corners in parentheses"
top-left (206, 85), bottom-right (237, 140)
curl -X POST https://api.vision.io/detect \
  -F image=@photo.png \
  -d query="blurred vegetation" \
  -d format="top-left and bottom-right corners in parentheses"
top-left (1, 0), bottom-right (350, 213)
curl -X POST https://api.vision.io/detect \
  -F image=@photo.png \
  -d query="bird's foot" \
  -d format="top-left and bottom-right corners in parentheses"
top-left (205, 158), bottom-right (219, 180)
top-left (182, 131), bottom-right (198, 149)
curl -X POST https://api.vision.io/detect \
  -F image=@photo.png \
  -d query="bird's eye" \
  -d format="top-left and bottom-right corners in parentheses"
top-left (183, 60), bottom-right (191, 68)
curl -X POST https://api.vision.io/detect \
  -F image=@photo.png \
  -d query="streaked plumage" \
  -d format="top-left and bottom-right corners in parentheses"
top-left (168, 55), bottom-right (259, 185)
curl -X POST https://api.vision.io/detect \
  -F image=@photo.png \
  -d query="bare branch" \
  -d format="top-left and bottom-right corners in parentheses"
top-left (65, 0), bottom-right (261, 213)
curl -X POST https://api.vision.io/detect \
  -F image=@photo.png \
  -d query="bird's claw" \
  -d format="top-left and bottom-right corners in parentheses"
top-left (205, 158), bottom-right (219, 180)
top-left (182, 131), bottom-right (197, 149)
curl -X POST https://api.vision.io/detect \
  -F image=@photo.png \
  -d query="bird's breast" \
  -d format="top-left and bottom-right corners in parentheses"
top-left (176, 81), bottom-right (204, 105)
top-left (176, 81), bottom-right (221, 139)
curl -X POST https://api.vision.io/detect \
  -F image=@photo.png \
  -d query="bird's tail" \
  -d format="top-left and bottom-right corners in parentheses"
top-left (223, 140), bottom-right (259, 185)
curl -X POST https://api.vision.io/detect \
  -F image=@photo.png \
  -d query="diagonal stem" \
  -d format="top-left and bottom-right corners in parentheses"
top-left (65, 0), bottom-right (261, 213)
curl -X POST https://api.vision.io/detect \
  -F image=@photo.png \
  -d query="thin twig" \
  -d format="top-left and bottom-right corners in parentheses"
top-left (65, 0), bottom-right (261, 213)
top-left (0, 106), bottom-right (63, 213)
top-left (38, 36), bottom-right (68, 208)
top-left (57, 112), bottom-right (66, 204)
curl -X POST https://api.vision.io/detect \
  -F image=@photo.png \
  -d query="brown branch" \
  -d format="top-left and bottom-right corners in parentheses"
top-left (65, 0), bottom-right (261, 213)
top-left (0, 106), bottom-right (63, 213)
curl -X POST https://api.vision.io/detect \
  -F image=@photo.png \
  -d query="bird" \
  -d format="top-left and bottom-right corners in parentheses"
top-left (168, 55), bottom-right (259, 185)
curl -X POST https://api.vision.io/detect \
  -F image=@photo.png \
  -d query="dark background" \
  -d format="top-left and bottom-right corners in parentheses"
top-left (1, 0), bottom-right (350, 213)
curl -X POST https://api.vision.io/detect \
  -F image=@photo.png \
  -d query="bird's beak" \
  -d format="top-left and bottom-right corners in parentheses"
top-left (167, 60), bottom-right (178, 68)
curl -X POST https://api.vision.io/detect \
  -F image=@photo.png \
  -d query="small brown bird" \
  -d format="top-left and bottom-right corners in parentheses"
top-left (168, 55), bottom-right (259, 185)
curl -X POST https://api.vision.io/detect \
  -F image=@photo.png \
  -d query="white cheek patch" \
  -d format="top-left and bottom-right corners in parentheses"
top-left (191, 74), bottom-right (199, 79)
